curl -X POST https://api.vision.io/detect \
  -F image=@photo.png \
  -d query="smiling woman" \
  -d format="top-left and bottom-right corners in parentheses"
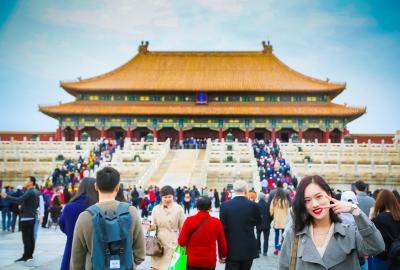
top-left (278, 175), bottom-right (385, 270)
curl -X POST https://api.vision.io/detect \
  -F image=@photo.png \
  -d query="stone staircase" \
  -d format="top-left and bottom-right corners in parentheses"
top-left (147, 149), bottom-right (206, 188)
top-left (189, 150), bottom-right (206, 187)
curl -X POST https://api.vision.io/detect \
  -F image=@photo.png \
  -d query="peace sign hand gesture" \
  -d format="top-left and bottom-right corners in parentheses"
top-left (322, 195), bottom-right (360, 216)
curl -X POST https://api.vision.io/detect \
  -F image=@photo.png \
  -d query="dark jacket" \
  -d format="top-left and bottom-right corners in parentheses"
top-left (9, 190), bottom-right (23, 214)
top-left (220, 196), bottom-right (261, 261)
top-left (257, 199), bottom-right (271, 230)
top-left (5, 188), bottom-right (39, 219)
top-left (373, 212), bottom-right (400, 262)
top-left (59, 195), bottom-right (89, 270)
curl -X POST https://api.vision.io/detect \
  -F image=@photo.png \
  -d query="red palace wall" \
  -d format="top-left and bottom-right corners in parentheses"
top-left (351, 134), bottom-right (394, 144)
top-left (0, 132), bottom-right (55, 141)
top-left (0, 130), bottom-right (395, 144)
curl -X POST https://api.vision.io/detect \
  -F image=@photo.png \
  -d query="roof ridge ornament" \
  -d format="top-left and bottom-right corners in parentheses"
top-left (138, 41), bottom-right (149, 54)
top-left (262, 40), bottom-right (273, 54)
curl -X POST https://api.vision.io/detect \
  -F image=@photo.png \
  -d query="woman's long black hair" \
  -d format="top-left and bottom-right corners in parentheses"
top-left (292, 175), bottom-right (341, 233)
top-left (70, 177), bottom-right (98, 207)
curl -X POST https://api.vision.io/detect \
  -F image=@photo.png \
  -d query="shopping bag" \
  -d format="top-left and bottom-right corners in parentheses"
top-left (168, 245), bottom-right (187, 270)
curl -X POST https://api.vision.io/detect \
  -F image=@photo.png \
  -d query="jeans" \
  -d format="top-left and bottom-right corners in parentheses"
top-left (21, 220), bottom-right (35, 259)
top-left (184, 202), bottom-right (191, 215)
top-left (11, 212), bottom-right (20, 232)
top-left (34, 219), bottom-right (40, 241)
top-left (274, 228), bottom-right (284, 249)
top-left (256, 227), bottom-right (270, 254)
top-left (370, 256), bottom-right (391, 270)
top-left (360, 258), bottom-right (368, 270)
top-left (1, 207), bottom-right (11, 230)
top-left (42, 206), bottom-right (49, 228)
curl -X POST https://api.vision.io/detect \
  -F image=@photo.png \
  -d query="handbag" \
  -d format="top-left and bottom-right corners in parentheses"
top-left (168, 245), bottom-right (187, 270)
top-left (145, 228), bottom-right (164, 257)
top-left (168, 216), bottom-right (209, 270)
top-left (290, 235), bottom-right (300, 270)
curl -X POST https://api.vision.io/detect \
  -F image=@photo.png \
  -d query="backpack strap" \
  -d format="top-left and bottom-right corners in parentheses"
top-left (86, 204), bottom-right (102, 216)
top-left (87, 205), bottom-right (112, 266)
top-left (116, 202), bottom-right (131, 216)
top-left (116, 202), bottom-right (132, 267)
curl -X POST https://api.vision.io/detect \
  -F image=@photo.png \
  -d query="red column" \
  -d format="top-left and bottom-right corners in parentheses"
top-left (325, 128), bottom-right (330, 143)
top-left (272, 128), bottom-right (276, 142)
top-left (341, 128), bottom-right (349, 141)
top-left (101, 127), bottom-right (105, 138)
top-left (218, 128), bottom-right (223, 142)
top-left (298, 128), bottom-right (303, 143)
top-left (127, 127), bottom-right (132, 139)
top-left (245, 128), bottom-right (249, 140)
top-left (178, 128), bottom-right (183, 141)
top-left (74, 126), bottom-right (80, 141)
top-left (56, 127), bottom-right (62, 141)
top-left (153, 128), bottom-right (157, 140)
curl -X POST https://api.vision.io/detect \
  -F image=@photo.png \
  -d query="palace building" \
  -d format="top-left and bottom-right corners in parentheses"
top-left (39, 41), bottom-right (366, 143)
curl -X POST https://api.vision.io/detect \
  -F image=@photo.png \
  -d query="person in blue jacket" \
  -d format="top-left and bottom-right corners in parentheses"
top-left (59, 177), bottom-right (98, 270)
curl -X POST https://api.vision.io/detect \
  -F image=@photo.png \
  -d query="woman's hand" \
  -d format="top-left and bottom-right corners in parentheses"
top-left (322, 195), bottom-right (360, 215)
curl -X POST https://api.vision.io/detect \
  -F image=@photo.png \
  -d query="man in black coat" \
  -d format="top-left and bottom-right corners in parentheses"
top-left (257, 192), bottom-right (272, 256)
top-left (1, 176), bottom-right (39, 262)
top-left (220, 180), bottom-right (261, 270)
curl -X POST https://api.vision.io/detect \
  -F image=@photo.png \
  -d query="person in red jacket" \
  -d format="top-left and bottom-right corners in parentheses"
top-left (178, 196), bottom-right (227, 270)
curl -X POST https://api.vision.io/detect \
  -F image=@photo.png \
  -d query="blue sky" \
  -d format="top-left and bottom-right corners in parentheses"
top-left (0, 0), bottom-right (399, 133)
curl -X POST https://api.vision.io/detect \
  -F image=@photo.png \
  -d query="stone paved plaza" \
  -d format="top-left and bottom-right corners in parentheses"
top-left (0, 209), bottom-right (279, 270)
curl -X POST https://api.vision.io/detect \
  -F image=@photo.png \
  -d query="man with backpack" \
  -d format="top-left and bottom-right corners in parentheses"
top-left (70, 167), bottom-right (145, 270)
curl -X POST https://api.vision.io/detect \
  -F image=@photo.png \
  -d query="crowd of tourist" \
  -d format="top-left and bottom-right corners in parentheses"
top-left (172, 137), bottom-right (208, 149)
top-left (2, 171), bottom-right (399, 269)
top-left (1, 136), bottom-right (400, 269)
top-left (253, 139), bottom-right (297, 195)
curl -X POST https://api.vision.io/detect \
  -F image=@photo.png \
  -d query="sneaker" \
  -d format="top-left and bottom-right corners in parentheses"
top-left (273, 249), bottom-right (279, 255)
top-left (263, 252), bottom-right (267, 256)
top-left (14, 257), bottom-right (28, 262)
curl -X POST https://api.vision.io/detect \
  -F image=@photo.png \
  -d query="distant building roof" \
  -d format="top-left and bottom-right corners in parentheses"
top-left (40, 101), bottom-right (365, 120)
top-left (60, 41), bottom-right (345, 97)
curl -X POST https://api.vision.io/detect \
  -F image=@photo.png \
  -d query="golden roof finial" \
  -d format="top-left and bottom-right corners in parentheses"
top-left (262, 40), bottom-right (273, 54)
top-left (138, 41), bottom-right (150, 54)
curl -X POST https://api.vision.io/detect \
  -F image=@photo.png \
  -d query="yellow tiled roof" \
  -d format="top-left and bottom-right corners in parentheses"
top-left (61, 43), bottom-right (345, 96)
top-left (40, 101), bottom-right (365, 120)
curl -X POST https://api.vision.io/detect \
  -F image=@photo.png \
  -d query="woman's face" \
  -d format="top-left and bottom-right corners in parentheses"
top-left (304, 183), bottom-right (331, 221)
top-left (161, 194), bottom-right (174, 205)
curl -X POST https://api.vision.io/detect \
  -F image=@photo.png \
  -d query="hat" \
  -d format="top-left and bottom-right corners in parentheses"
top-left (341, 191), bottom-right (358, 204)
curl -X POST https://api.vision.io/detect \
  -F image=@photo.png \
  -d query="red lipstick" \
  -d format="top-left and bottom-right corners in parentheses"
top-left (312, 208), bottom-right (323, 215)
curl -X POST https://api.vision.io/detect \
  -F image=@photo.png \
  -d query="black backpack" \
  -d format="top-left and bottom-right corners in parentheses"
top-left (389, 238), bottom-right (400, 263)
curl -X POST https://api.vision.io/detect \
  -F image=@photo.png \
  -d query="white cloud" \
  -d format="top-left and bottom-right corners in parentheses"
top-left (192, 0), bottom-right (256, 14)
top-left (42, 0), bottom-right (179, 36)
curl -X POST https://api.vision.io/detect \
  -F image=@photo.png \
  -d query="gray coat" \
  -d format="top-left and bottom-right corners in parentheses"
top-left (356, 192), bottom-right (375, 216)
top-left (278, 212), bottom-right (385, 270)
